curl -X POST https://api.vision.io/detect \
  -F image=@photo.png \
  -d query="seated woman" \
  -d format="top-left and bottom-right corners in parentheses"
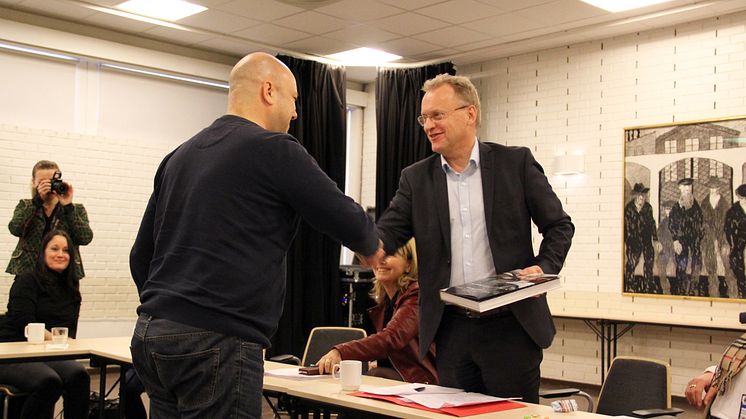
top-left (0, 230), bottom-right (90, 418)
top-left (318, 240), bottom-right (437, 384)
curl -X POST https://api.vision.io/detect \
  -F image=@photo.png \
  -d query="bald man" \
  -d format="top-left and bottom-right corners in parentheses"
top-left (130, 53), bottom-right (382, 418)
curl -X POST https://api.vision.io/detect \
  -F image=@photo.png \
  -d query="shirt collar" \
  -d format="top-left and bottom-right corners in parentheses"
top-left (441, 138), bottom-right (480, 173)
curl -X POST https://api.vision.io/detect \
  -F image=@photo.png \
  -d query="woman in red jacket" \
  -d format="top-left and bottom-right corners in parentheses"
top-left (318, 239), bottom-right (437, 383)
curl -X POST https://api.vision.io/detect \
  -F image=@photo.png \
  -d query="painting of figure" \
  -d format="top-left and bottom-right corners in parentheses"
top-left (623, 116), bottom-right (746, 301)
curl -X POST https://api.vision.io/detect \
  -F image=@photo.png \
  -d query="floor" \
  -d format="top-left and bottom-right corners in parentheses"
top-left (82, 370), bottom-right (704, 418)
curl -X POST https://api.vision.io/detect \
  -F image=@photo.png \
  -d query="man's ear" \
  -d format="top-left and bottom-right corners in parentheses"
top-left (261, 80), bottom-right (275, 105)
top-left (466, 106), bottom-right (477, 124)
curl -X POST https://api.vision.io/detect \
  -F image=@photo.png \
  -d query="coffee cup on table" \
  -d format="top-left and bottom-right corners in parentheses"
top-left (332, 360), bottom-right (362, 391)
top-left (51, 327), bottom-right (68, 345)
top-left (24, 323), bottom-right (45, 344)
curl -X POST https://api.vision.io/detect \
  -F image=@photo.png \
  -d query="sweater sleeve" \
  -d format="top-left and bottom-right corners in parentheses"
top-left (334, 288), bottom-right (420, 361)
top-left (272, 138), bottom-right (378, 256)
top-left (6, 274), bottom-right (40, 337)
top-left (130, 150), bottom-right (175, 293)
top-left (8, 199), bottom-right (40, 238)
top-left (60, 203), bottom-right (93, 246)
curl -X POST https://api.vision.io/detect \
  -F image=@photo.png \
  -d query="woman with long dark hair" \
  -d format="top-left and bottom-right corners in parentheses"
top-left (0, 229), bottom-right (90, 418)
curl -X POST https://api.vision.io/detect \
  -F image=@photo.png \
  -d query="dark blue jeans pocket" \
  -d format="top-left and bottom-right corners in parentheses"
top-left (152, 347), bottom-right (220, 410)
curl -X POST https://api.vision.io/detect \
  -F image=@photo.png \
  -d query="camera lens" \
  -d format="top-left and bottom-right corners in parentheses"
top-left (51, 179), bottom-right (68, 194)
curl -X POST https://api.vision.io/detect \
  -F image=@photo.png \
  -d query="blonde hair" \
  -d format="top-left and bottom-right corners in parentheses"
top-left (422, 74), bottom-right (481, 127)
top-left (30, 160), bottom-right (59, 198)
top-left (370, 239), bottom-right (418, 303)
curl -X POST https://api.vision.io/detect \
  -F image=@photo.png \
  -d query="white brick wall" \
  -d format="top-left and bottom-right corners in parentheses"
top-left (0, 47), bottom-right (227, 324)
top-left (360, 10), bottom-right (746, 395)
top-left (0, 124), bottom-right (173, 319)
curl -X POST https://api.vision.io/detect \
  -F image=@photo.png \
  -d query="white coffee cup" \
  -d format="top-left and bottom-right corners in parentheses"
top-left (332, 360), bottom-right (362, 391)
top-left (24, 322), bottom-right (45, 344)
top-left (51, 327), bottom-right (68, 345)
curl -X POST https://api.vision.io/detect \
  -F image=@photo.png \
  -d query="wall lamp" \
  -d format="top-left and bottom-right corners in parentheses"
top-left (553, 154), bottom-right (585, 176)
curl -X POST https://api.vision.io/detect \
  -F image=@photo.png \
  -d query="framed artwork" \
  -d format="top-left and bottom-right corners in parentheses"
top-left (623, 115), bottom-right (746, 300)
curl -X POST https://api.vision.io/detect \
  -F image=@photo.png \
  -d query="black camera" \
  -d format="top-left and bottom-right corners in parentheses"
top-left (50, 171), bottom-right (68, 195)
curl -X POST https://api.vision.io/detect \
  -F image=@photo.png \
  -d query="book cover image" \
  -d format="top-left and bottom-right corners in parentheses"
top-left (446, 272), bottom-right (558, 302)
top-left (439, 271), bottom-right (561, 312)
top-left (447, 279), bottom-right (521, 302)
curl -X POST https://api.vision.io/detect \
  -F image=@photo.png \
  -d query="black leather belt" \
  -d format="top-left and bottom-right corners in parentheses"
top-left (444, 305), bottom-right (511, 319)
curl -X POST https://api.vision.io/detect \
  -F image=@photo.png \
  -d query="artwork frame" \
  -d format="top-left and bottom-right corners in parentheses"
top-left (623, 115), bottom-right (746, 301)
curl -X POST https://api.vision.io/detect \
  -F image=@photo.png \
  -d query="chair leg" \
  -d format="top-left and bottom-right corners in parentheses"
top-left (264, 394), bottom-right (283, 419)
top-left (3, 395), bottom-right (9, 419)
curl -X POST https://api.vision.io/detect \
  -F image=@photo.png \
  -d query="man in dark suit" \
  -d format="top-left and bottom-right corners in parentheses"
top-left (377, 74), bottom-right (574, 402)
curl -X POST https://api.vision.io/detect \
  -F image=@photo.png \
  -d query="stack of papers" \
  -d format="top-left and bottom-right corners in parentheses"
top-left (352, 383), bottom-right (524, 416)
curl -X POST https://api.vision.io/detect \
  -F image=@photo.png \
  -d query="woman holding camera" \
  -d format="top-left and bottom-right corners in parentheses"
top-left (7, 160), bottom-right (93, 279)
top-left (0, 229), bottom-right (90, 418)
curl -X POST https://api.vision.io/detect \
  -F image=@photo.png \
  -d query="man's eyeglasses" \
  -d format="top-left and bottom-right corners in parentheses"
top-left (417, 105), bottom-right (471, 126)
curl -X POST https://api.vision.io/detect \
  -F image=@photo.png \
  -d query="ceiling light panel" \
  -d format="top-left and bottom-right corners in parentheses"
top-left (579, 0), bottom-right (675, 13)
top-left (116, 0), bottom-right (207, 21)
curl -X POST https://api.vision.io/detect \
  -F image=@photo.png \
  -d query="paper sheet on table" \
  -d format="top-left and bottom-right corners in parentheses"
top-left (401, 392), bottom-right (509, 409)
top-left (264, 367), bottom-right (326, 379)
top-left (360, 383), bottom-right (463, 396)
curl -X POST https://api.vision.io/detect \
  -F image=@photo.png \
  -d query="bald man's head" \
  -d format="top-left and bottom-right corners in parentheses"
top-left (227, 52), bottom-right (298, 133)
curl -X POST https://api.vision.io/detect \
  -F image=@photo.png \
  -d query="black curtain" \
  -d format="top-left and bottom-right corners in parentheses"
top-left (375, 63), bottom-right (456, 219)
top-left (269, 55), bottom-right (347, 358)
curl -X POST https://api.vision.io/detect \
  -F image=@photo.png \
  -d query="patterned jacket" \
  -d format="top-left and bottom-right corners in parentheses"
top-left (7, 197), bottom-right (93, 278)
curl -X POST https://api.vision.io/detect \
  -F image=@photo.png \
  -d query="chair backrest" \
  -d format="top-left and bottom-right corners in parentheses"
top-left (595, 356), bottom-right (671, 416)
top-left (301, 327), bottom-right (367, 367)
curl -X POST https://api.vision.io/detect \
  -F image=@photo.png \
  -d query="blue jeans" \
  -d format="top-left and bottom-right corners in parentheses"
top-left (131, 313), bottom-right (264, 419)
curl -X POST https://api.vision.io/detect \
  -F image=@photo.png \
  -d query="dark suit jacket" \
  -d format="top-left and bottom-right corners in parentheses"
top-left (377, 141), bottom-right (574, 358)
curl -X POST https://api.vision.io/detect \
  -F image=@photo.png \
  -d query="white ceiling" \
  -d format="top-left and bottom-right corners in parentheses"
top-left (2, 0), bottom-right (746, 82)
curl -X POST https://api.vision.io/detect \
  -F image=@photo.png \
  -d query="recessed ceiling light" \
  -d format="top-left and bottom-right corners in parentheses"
top-left (580, 0), bottom-right (674, 13)
top-left (326, 48), bottom-right (402, 66)
top-left (116, 0), bottom-right (207, 21)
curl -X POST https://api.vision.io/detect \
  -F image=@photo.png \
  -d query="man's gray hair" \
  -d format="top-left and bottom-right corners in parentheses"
top-left (422, 74), bottom-right (481, 127)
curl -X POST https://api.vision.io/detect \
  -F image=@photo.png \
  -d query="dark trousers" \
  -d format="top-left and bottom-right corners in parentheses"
top-left (0, 360), bottom-right (90, 419)
top-left (730, 245), bottom-right (746, 298)
top-left (131, 313), bottom-right (264, 419)
top-left (124, 367), bottom-right (147, 419)
top-left (675, 245), bottom-right (702, 295)
top-left (435, 309), bottom-right (542, 403)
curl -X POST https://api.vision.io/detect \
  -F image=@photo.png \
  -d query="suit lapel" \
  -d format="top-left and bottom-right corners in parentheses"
top-left (432, 158), bottom-right (451, 256)
top-left (480, 142), bottom-right (495, 229)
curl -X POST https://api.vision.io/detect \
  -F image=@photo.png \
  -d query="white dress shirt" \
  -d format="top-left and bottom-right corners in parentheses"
top-left (441, 139), bottom-right (497, 287)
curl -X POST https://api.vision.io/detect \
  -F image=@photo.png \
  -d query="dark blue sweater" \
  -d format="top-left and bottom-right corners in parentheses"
top-left (130, 115), bottom-right (378, 346)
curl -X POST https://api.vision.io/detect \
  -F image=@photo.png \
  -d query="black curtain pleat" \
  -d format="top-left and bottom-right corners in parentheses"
top-left (374, 63), bottom-right (456, 219)
top-left (269, 55), bottom-right (347, 358)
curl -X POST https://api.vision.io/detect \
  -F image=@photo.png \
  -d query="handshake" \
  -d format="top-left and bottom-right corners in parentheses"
top-left (355, 239), bottom-right (386, 268)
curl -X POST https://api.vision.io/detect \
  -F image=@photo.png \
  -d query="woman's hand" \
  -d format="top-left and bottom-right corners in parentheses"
top-left (685, 371), bottom-right (714, 407)
top-left (317, 349), bottom-right (342, 375)
top-left (57, 182), bottom-right (74, 206)
top-left (36, 179), bottom-right (54, 202)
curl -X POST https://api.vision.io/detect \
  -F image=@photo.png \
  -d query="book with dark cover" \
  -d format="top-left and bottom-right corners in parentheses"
top-left (440, 271), bottom-right (561, 313)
